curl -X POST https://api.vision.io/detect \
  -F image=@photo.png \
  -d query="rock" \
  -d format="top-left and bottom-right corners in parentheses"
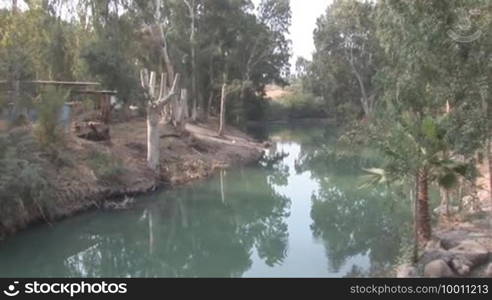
top-left (450, 256), bottom-right (472, 276)
top-left (103, 196), bottom-right (135, 210)
top-left (420, 249), bottom-right (454, 266)
top-left (425, 239), bottom-right (443, 252)
top-left (424, 259), bottom-right (455, 278)
top-left (396, 264), bottom-right (418, 278)
top-left (433, 205), bottom-right (459, 215)
top-left (485, 263), bottom-right (492, 277)
top-left (438, 230), bottom-right (472, 249)
top-left (448, 240), bottom-right (489, 267)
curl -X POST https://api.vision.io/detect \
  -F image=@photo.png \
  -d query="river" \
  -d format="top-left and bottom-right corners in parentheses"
top-left (0, 122), bottom-right (412, 277)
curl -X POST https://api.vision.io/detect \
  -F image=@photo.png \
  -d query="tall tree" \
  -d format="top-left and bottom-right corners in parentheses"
top-left (311, 0), bottom-right (381, 119)
top-left (371, 0), bottom-right (490, 243)
top-left (140, 70), bottom-right (180, 172)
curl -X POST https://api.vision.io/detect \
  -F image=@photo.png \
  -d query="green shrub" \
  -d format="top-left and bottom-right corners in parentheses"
top-left (0, 130), bottom-right (55, 231)
top-left (267, 90), bottom-right (327, 120)
top-left (87, 150), bottom-right (125, 184)
top-left (34, 86), bottom-right (69, 147)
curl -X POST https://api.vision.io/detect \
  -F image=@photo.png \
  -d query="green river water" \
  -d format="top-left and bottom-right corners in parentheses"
top-left (0, 123), bottom-right (411, 277)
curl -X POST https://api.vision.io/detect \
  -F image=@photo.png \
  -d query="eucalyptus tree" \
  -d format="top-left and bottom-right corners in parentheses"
top-left (241, 0), bottom-right (291, 98)
top-left (0, 6), bottom-right (42, 122)
top-left (140, 70), bottom-right (180, 172)
top-left (82, 12), bottom-right (142, 104)
top-left (311, 0), bottom-right (380, 119)
top-left (371, 0), bottom-right (490, 243)
top-left (466, 3), bottom-right (492, 204)
top-left (182, 0), bottom-right (199, 120)
top-left (183, 0), bottom-right (291, 126)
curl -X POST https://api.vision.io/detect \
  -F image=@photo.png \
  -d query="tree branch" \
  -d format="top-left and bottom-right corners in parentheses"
top-left (155, 73), bottom-right (181, 108)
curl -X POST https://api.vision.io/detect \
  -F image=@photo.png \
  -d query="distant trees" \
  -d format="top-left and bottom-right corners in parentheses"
top-left (0, 0), bottom-right (292, 172)
top-left (300, 0), bottom-right (380, 120)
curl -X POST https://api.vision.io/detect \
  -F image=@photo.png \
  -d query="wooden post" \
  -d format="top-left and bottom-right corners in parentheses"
top-left (218, 82), bottom-right (226, 136)
top-left (100, 94), bottom-right (111, 124)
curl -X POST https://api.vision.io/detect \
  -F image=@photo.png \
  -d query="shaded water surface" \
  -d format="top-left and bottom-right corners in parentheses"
top-left (0, 123), bottom-right (411, 277)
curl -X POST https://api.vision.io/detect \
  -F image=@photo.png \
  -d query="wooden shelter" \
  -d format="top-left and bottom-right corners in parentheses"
top-left (0, 80), bottom-right (117, 124)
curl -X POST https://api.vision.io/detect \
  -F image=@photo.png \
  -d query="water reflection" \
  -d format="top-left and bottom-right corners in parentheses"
top-left (288, 125), bottom-right (412, 275)
top-left (0, 152), bottom-right (290, 277)
top-left (0, 123), bottom-right (410, 277)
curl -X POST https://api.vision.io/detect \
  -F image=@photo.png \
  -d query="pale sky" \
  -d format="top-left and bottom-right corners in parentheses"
top-left (287, 0), bottom-right (332, 61)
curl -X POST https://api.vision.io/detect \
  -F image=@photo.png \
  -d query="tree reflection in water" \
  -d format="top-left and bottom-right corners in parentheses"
top-left (0, 122), bottom-right (412, 277)
top-left (291, 125), bottom-right (412, 275)
top-left (0, 148), bottom-right (291, 277)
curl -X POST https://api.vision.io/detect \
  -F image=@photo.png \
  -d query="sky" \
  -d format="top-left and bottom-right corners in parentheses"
top-left (287, 0), bottom-right (332, 61)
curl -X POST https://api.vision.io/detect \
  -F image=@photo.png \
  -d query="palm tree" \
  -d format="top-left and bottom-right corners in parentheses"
top-left (363, 115), bottom-right (470, 246)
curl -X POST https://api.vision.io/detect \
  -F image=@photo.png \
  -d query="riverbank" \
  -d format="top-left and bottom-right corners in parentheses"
top-left (0, 118), bottom-right (265, 240)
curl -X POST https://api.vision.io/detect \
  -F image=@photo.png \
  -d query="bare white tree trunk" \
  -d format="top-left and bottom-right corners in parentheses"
top-left (347, 47), bottom-right (374, 118)
top-left (173, 88), bottom-right (189, 133)
top-left (184, 0), bottom-right (198, 121)
top-left (147, 108), bottom-right (160, 172)
top-left (141, 69), bottom-right (180, 172)
top-left (182, 90), bottom-right (189, 120)
top-left (218, 82), bottom-right (227, 136)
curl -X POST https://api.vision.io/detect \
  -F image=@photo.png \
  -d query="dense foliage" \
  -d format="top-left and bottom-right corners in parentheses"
top-left (296, 0), bottom-right (492, 245)
top-left (0, 0), bottom-right (292, 125)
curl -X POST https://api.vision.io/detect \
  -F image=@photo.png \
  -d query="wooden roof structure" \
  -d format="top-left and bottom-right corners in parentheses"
top-left (0, 80), bottom-right (100, 86)
top-left (0, 80), bottom-right (116, 95)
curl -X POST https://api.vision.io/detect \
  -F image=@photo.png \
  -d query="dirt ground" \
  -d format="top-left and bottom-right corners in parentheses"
top-left (264, 84), bottom-right (292, 100)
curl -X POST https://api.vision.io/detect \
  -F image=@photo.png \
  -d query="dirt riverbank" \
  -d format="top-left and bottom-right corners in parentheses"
top-left (0, 118), bottom-right (265, 240)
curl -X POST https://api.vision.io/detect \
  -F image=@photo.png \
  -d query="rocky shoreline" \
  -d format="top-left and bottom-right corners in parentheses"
top-left (396, 160), bottom-right (492, 278)
top-left (397, 215), bottom-right (492, 278)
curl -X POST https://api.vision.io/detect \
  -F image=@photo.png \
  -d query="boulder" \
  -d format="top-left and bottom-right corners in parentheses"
top-left (424, 259), bottom-right (455, 278)
top-left (450, 256), bottom-right (472, 276)
top-left (396, 264), bottom-right (418, 278)
top-left (448, 240), bottom-right (489, 267)
top-left (437, 230), bottom-right (471, 249)
top-left (420, 249), bottom-right (454, 266)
